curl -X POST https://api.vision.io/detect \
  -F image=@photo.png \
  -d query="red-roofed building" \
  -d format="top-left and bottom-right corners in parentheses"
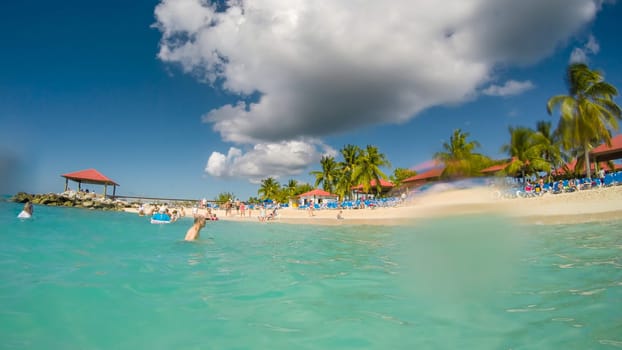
top-left (402, 167), bottom-right (444, 189)
top-left (480, 157), bottom-right (518, 175)
top-left (351, 179), bottom-right (394, 198)
top-left (61, 169), bottom-right (119, 197)
top-left (554, 159), bottom-right (621, 176)
top-left (351, 179), bottom-right (394, 191)
top-left (298, 189), bottom-right (338, 205)
top-left (590, 134), bottom-right (622, 162)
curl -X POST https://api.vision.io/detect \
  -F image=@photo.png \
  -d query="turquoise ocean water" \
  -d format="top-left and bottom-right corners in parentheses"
top-left (1, 201), bottom-right (621, 349)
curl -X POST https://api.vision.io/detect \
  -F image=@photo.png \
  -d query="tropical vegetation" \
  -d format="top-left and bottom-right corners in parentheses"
top-left (213, 62), bottom-right (620, 203)
top-left (434, 129), bottom-right (493, 178)
top-left (547, 63), bottom-right (622, 179)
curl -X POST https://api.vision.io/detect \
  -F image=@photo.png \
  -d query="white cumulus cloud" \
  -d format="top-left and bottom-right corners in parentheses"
top-left (154, 0), bottom-right (603, 180)
top-left (205, 140), bottom-right (336, 182)
top-left (482, 80), bottom-right (535, 97)
top-left (569, 34), bottom-right (601, 63)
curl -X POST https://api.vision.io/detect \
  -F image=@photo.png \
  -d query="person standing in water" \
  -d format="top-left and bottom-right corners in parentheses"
top-left (184, 215), bottom-right (206, 241)
top-left (17, 201), bottom-right (34, 219)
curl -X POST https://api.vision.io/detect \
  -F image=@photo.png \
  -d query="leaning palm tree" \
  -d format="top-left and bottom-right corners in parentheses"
top-left (309, 155), bottom-right (339, 193)
top-left (257, 177), bottom-right (280, 200)
top-left (501, 126), bottom-right (550, 179)
top-left (547, 63), bottom-right (622, 179)
top-left (352, 145), bottom-right (390, 194)
top-left (434, 129), bottom-right (483, 178)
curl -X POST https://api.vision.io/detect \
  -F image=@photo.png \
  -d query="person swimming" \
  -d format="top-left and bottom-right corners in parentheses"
top-left (185, 215), bottom-right (206, 241)
top-left (17, 201), bottom-right (33, 219)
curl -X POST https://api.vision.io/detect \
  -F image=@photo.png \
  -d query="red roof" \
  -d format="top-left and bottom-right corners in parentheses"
top-left (480, 157), bottom-right (517, 174)
top-left (351, 179), bottom-right (394, 190)
top-left (298, 189), bottom-right (337, 197)
top-left (554, 159), bottom-right (618, 175)
top-left (480, 163), bottom-right (508, 173)
top-left (591, 134), bottom-right (622, 155)
top-left (61, 169), bottom-right (119, 186)
top-left (403, 167), bottom-right (444, 182)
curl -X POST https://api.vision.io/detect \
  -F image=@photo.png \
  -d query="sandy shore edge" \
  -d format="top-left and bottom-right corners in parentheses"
top-left (125, 185), bottom-right (622, 226)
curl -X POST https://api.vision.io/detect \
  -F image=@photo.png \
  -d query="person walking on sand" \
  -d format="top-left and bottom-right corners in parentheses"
top-left (185, 215), bottom-right (206, 241)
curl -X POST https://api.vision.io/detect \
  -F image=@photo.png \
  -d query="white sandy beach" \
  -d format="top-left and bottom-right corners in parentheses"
top-left (125, 185), bottom-right (622, 226)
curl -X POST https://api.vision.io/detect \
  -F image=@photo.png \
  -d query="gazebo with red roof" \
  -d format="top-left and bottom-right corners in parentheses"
top-left (61, 169), bottom-right (119, 197)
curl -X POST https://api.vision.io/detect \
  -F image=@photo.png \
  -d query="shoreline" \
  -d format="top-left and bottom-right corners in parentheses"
top-left (124, 185), bottom-right (622, 226)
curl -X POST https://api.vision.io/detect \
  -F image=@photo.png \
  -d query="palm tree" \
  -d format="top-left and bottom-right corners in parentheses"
top-left (310, 155), bottom-right (339, 193)
top-left (534, 120), bottom-right (563, 179)
top-left (215, 192), bottom-right (235, 206)
top-left (501, 126), bottom-right (550, 179)
top-left (335, 144), bottom-right (362, 200)
top-left (284, 179), bottom-right (298, 197)
top-left (547, 63), bottom-right (622, 179)
top-left (352, 145), bottom-right (390, 194)
top-left (434, 129), bottom-right (484, 178)
top-left (257, 177), bottom-right (280, 200)
top-left (390, 167), bottom-right (418, 187)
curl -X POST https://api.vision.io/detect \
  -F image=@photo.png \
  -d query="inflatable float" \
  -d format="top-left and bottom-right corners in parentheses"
top-left (150, 212), bottom-right (171, 224)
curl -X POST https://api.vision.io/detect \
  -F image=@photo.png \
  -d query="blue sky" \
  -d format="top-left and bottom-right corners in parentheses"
top-left (1, 0), bottom-right (621, 200)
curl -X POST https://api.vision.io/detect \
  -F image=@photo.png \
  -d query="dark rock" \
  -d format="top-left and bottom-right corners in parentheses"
top-left (12, 192), bottom-right (33, 203)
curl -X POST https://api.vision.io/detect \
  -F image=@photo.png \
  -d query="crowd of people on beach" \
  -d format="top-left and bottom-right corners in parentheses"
top-left (494, 169), bottom-right (622, 199)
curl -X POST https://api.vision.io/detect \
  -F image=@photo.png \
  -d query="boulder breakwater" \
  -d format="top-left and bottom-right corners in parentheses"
top-left (11, 191), bottom-right (131, 211)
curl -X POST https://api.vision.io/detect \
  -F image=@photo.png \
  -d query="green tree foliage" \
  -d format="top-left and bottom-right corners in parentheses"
top-left (257, 177), bottom-right (280, 200)
top-left (246, 196), bottom-right (261, 204)
top-left (309, 155), bottom-right (339, 193)
top-left (547, 63), bottom-right (622, 179)
top-left (390, 168), bottom-right (417, 186)
top-left (501, 126), bottom-right (550, 179)
top-left (534, 120), bottom-right (563, 173)
top-left (296, 182), bottom-right (313, 194)
top-left (434, 129), bottom-right (489, 178)
top-left (282, 179), bottom-right (299, 202)
top-left (335, 144), bottom-right (362, 200)
top-left (215, 192), bottom-right (235, 205)
top-left (352, 145), bottom-right (390, 194)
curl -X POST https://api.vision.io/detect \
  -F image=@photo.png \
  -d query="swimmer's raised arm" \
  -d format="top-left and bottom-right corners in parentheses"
top-left (185, 215), bottom-right (206, 241)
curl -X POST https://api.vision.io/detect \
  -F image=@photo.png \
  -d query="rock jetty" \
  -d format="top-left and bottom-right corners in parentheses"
top-left (11, 191), bottom-right (130, 211)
